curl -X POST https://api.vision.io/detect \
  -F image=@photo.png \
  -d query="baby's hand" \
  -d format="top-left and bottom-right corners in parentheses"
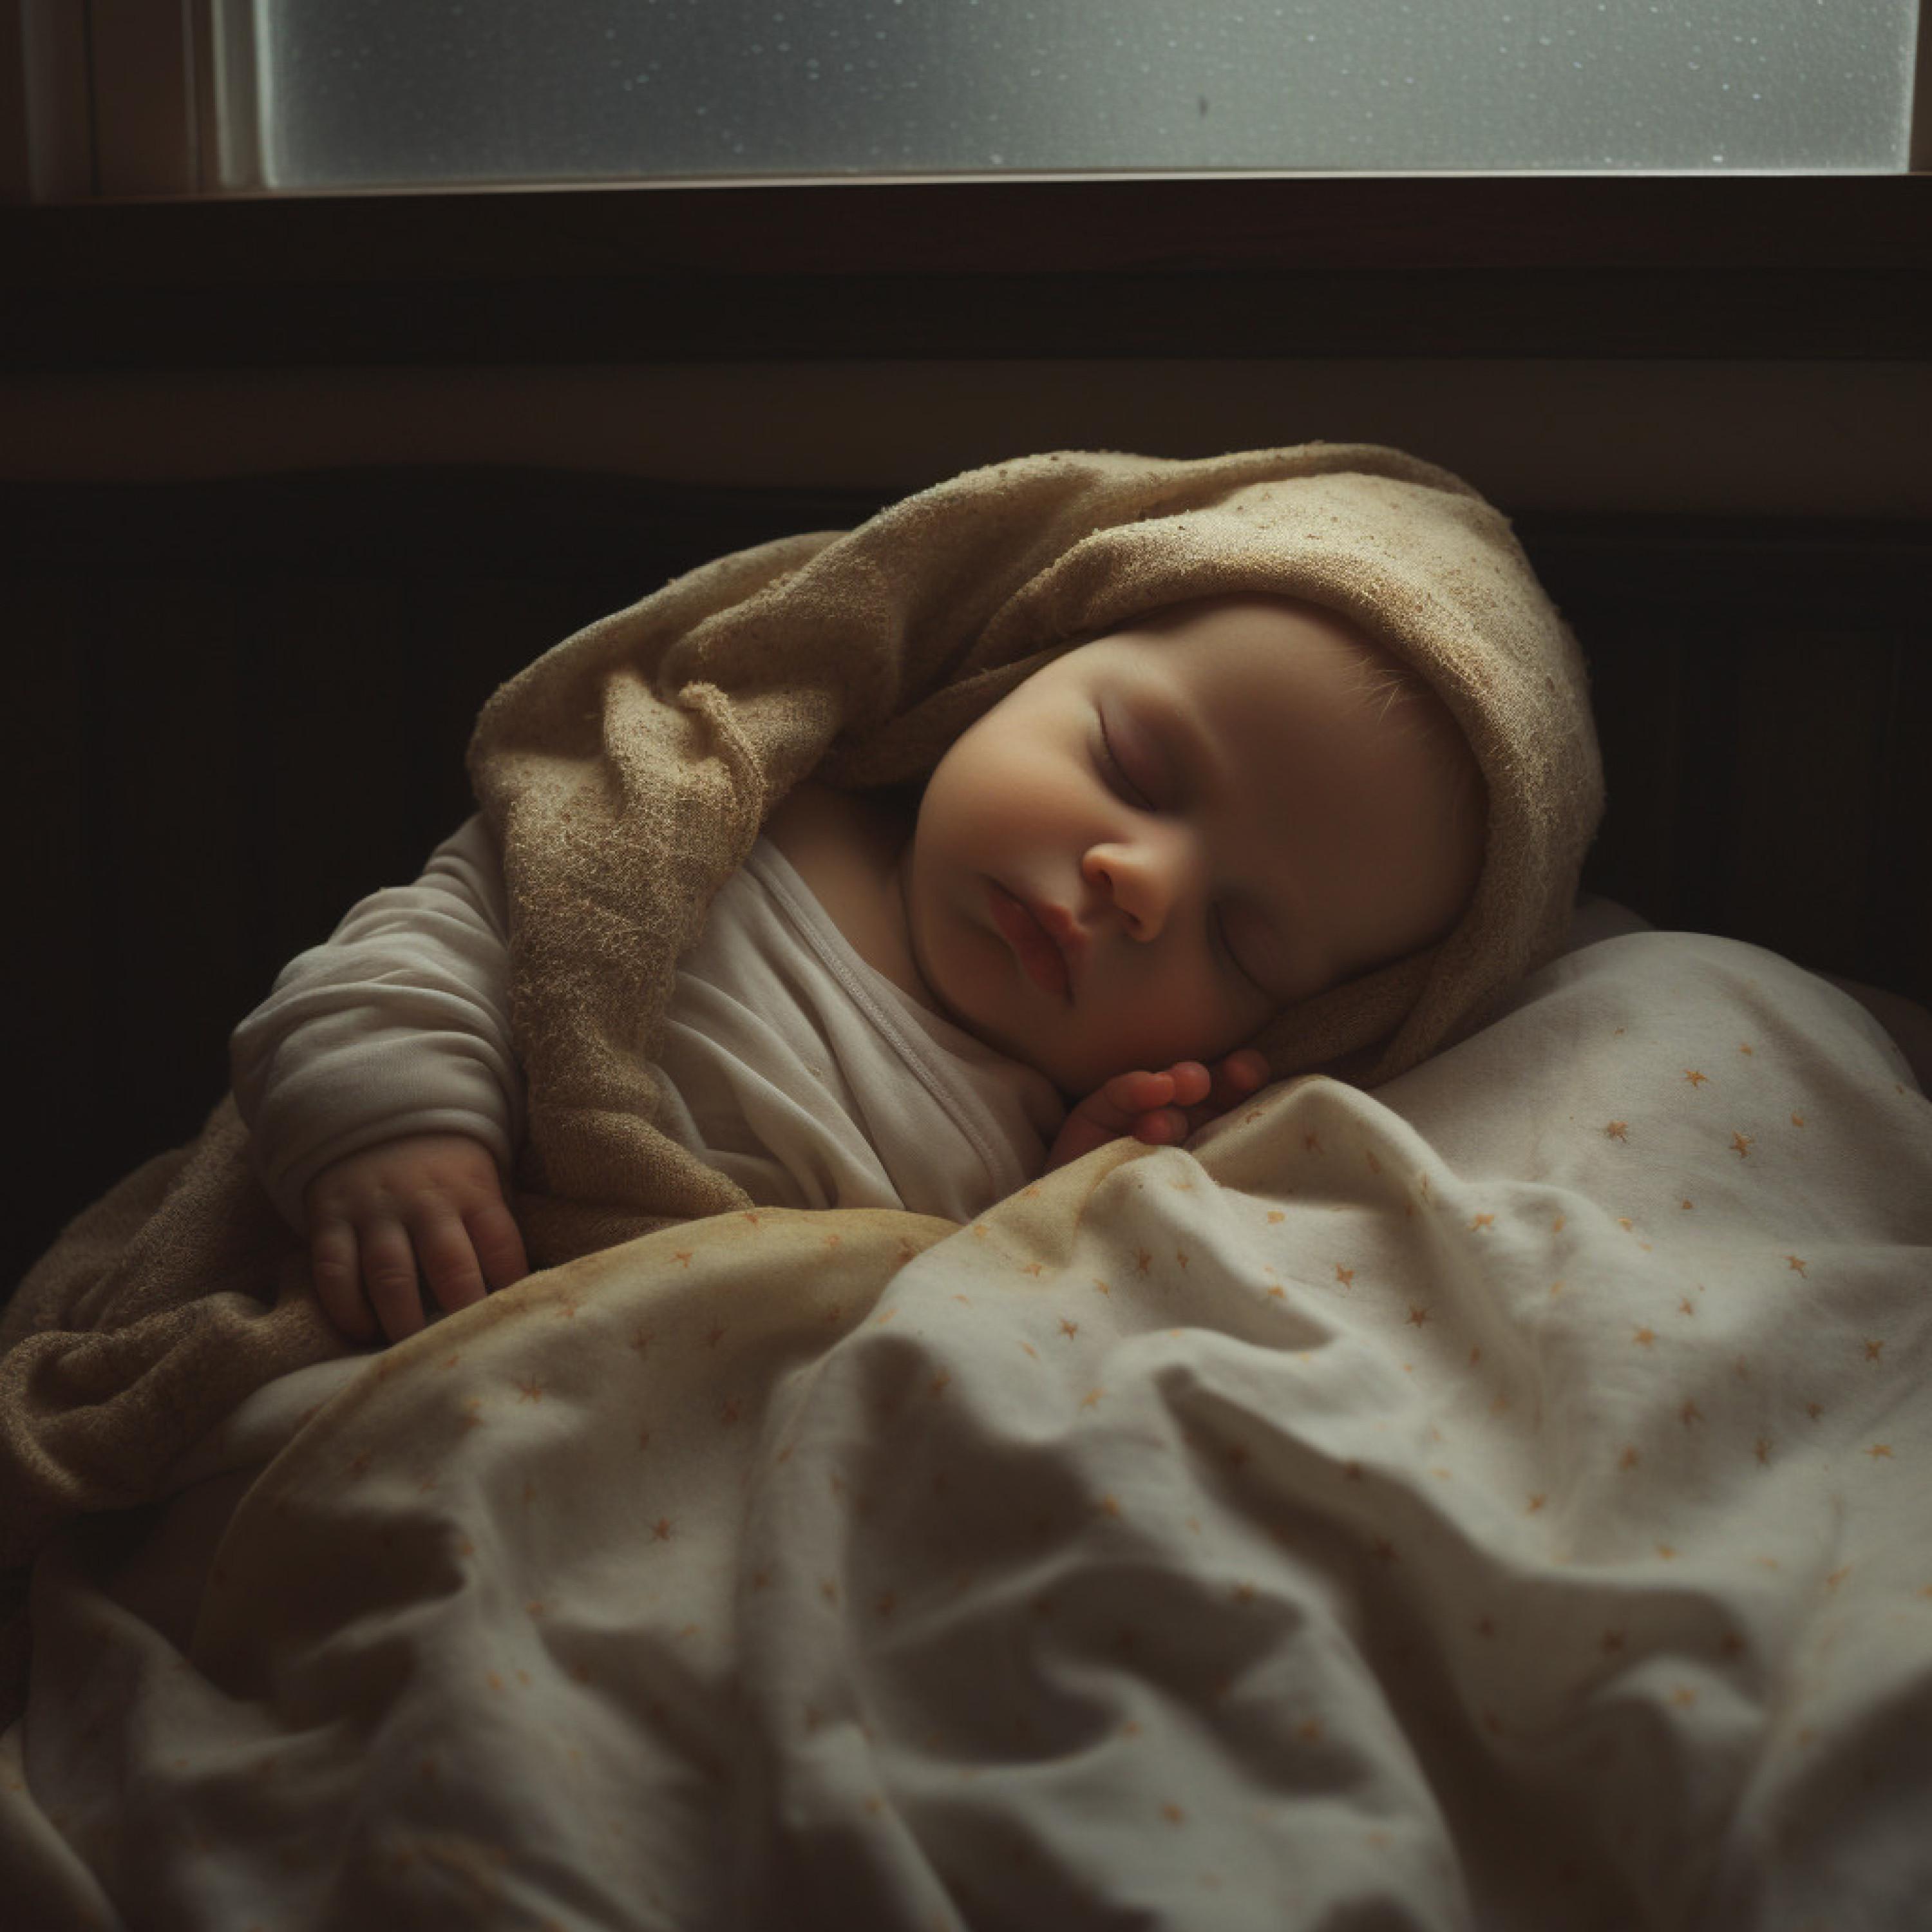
top-left (1044, 1050), bottom-right (1271, 1173)
top-left (303, 1132), bottom-right (529, 1345)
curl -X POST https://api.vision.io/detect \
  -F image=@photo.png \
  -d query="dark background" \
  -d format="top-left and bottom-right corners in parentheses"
top-left (4, 173), bottom-right (1927, 1303)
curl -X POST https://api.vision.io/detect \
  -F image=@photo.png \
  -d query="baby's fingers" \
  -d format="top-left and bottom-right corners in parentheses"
top-left (1098, 1068), bottom-right (1178, 1119)
top-left (1206, 1048), bottom-right (1271, 1111)
top-left (1130, 1107), bottom-right (1191, 1146)
top-left (412, 1208), bottom-right (491, 1322)
top-left (1143, 1052), bottom-right (1273, 1144)
top-left (308, 1218), bottom-right (377, 1343)
top-left (468, 1200), bottom-right (530, 1293)
top-left (1100, 1065), bottom-right (1210, 1146)
top-left (1162, 1061), bottom-right (1213, 1107)
top-left (356, 1218), bottom-right (430, 1343)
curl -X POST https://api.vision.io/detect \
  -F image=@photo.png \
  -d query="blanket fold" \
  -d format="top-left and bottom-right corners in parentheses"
top-left (1, 445), bottom-right (1602, 1725)
top-left (10, 933), bottom-right (1926, 1928)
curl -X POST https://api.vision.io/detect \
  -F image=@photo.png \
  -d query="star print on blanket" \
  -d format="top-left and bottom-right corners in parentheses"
top-left (3, 929), bottom-right (1927, 1930)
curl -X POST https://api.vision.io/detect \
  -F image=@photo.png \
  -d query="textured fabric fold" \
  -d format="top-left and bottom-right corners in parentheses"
top-left (1, 444), bottom-right (1603, 1725)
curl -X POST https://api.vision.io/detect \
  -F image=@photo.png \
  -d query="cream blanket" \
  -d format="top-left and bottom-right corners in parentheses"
top-left (0, 445), bottom-right (1601, 1721)
top-left (5, 933), bottom-right (1927, 1929)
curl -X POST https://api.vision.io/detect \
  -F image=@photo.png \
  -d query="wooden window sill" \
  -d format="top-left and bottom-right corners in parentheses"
top-left (3, 173), bottom-right (1927, 367)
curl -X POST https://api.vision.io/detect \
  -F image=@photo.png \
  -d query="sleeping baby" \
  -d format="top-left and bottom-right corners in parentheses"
top-left (231, 444), bottom-right (1628, 1346)
top-left (232, 594), bottom-right (1489, 1343)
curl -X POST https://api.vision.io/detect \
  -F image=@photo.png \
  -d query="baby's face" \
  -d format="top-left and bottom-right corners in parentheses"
top-left (899, 595), bottom-right (1484, 1097)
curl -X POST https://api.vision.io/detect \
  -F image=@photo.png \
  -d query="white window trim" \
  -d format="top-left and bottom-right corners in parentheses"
top-left (6, 0), bottom-right (1928, 203)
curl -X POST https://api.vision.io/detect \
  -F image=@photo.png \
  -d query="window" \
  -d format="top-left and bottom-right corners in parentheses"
top-left (238, 0), bottom-right (1922, 185)
top-left (5, 2), bottom-right (1924, 371)
top-left (7, 0), bottom-right (1926, 201)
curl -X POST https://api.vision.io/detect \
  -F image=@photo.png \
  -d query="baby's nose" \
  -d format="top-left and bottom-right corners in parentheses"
top-left (1082, 837), bottom-right (1184, 942)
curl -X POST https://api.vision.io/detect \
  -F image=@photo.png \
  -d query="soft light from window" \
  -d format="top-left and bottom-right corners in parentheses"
top-left (237, 0), bottom-right (1919, 187)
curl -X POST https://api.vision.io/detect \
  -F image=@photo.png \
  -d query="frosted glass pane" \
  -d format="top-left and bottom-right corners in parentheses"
top-left (247, 0), bottom-right (1918, 186)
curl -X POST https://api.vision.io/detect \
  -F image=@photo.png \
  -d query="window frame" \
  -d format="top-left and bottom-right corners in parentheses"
top-left (3, 0), bottom-right (1928, 369)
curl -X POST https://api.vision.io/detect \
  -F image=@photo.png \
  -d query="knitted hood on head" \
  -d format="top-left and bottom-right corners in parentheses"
top-left (466, 442), bottom-right (1605, 1258)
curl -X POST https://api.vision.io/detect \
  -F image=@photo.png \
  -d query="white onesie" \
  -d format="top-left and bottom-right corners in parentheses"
top-left (229, 817), bottom-right (1066, 1229)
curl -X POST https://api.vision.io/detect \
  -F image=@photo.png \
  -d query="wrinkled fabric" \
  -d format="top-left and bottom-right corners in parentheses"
top-left (0, 444), bottom-right (1601, 1734)
top-left (6, 932), bottom-right (1924, 1931)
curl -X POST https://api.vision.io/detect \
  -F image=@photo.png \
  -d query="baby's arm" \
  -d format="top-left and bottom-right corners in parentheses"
top-left (231, 816), bottom-right (529, 1341)
top-left (1045, 1050), bottom-right (1270, 1172)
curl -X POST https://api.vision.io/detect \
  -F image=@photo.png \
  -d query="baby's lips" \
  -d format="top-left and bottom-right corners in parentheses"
top-left (986, 880), bottom-right (1073, 999)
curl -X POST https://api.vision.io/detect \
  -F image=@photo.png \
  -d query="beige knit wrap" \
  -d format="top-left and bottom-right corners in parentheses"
top-left (476, 440), bottom-right (1604, 1264)
top-left (0, 443), bottom-right (1602, 1634)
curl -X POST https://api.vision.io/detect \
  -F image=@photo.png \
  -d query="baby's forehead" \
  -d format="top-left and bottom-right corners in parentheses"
top-left (1099, 592), bottom-right (1477, 790)
top-left (1102, 592), bottom-right (1401, 703)
top-left (1117, 588), bottom-right (1375, 649)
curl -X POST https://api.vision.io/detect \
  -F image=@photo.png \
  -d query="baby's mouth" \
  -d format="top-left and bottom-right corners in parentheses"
top-left (985, 882), bottom-right (1073, 1000)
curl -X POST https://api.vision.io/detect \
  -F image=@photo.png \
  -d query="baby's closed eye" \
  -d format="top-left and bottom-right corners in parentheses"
top-left (1093, 706), bottom-right (1161, 811)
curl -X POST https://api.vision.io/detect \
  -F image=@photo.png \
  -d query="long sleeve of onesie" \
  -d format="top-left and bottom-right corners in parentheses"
top-left (229, 816), bottom-right (524, 1233)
